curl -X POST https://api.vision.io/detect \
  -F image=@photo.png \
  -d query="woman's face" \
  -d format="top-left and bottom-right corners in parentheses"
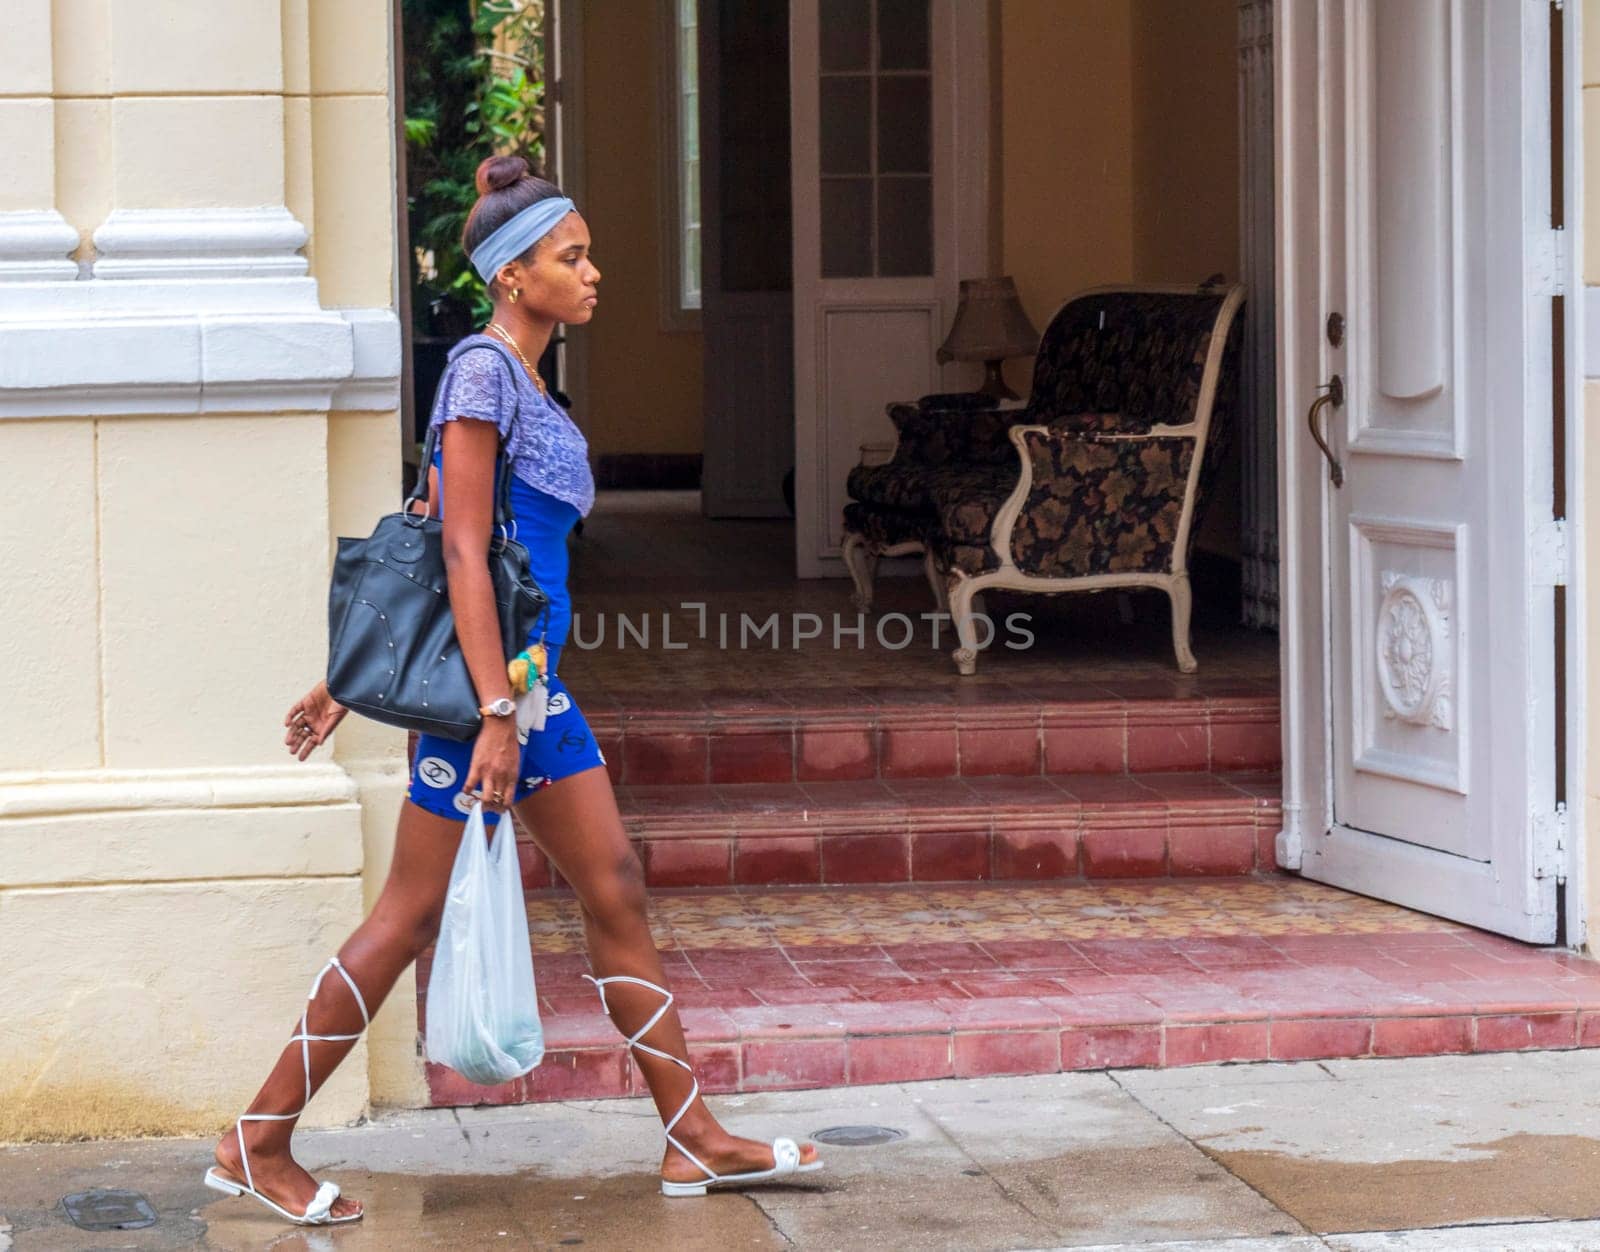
top-left (503, 212), bottom-right (600, 324)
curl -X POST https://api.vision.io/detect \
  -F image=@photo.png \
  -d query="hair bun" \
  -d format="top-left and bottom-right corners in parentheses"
top-left (476, 155), bottom-right (531, 196)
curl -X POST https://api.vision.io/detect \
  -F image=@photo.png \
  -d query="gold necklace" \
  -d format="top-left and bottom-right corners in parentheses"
top-left (487, 321), bottom-right (548, 397)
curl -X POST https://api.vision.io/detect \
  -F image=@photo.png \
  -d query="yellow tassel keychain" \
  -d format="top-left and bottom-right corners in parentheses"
top-left (509, 641), bottom-right (549, 734)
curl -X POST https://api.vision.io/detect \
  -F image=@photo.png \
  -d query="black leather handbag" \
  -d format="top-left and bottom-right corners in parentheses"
top-left (326, 343), bottom-right (549, 741)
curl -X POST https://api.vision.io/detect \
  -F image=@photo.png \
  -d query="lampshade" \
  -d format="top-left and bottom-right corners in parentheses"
top-left (937, 276), bottom-right (1040, 364)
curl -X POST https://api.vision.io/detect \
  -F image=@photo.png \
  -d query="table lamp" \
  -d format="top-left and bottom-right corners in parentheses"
top-left (936, 276), bottom-right (1041, 401)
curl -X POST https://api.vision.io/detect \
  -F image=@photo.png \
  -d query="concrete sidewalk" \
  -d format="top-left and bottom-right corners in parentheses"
top-left (6, 1051), bottom-right (1600, 1250)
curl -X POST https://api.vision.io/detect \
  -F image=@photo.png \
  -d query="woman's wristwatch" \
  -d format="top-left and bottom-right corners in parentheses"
top-left (479, 698), bottom-right (516, 718)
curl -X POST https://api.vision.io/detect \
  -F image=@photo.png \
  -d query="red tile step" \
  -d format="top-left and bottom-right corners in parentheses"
top-left (513, 771), bottom-right (1283, 889)
top-left (420, 888), bottom-right (1600, 1108)
top-left (588, 690), bottom-right (1280, 785)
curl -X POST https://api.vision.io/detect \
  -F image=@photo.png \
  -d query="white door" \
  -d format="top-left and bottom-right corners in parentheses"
top-left (1278, 0), bottom-right (1568, 940)
top-left (789, 0), bottom-right (989, 577)
top-left (700, 0), bottom-right (794, 518)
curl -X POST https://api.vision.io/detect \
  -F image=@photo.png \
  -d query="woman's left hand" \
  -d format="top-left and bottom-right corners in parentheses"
top-left (285, 680), bottom-right (348, 761)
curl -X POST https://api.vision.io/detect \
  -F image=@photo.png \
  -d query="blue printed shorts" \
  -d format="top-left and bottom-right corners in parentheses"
top-left (407, 649), bottom-right (604, 825)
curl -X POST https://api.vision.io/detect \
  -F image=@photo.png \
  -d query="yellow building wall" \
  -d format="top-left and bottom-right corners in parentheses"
top-left (1130, 0), bottom-right (1240, 286)
top-left (999, 0), bottom-right (1136, 357)
top-left (0, 0), bottom-right (417, 1141)
top-left (579, 0), bottom-right (705, 459)
top-left (1000, 0), bottom-right (1239, 557)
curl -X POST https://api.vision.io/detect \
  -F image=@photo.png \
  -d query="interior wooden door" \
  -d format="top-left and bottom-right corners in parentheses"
top-left (789, 0), bottom-right (988, 578)
top-left (700, 0), bottom-right (794, 518)
top-left (1279, 0), bottom-right (1565, 940)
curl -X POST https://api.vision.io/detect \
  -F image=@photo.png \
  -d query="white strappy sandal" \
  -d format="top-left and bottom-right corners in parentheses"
top-left (203, 956), bottom-right (369, 1225)
top-left (585, 973), bottom-right (824, 1198)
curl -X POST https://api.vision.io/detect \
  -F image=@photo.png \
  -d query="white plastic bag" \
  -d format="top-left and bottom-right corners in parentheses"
top-left (425, 801), bottom-right (544, 1084)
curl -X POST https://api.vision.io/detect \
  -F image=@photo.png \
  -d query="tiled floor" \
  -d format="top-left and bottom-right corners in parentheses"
top-left (420, 493), bottom-right (1596, 1110)
top-left (421, 877), bottom-right (1600, 1107)
top-left (560, 491), bottom-right (1279, 696)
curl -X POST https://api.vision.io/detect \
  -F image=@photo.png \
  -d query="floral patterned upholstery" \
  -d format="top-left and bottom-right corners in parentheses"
top-left (841, 284), bottom-right (1244, 669)
top-left (1023, 290), bottom-right (1226, 432)
top-left (841, 500), bottom-right (938, 550)
top-left (1005, 433), bottom-right (1197, 578)
top-left (883, 398), bottom-right (1019, 467)
top-left (847, 462), bottom-right (1012, 514)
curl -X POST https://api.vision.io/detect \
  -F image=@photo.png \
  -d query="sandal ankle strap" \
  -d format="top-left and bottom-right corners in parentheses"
top-left (236, 956), bottom-right (371, 1197)
top-left (584, 974), bottom-right (713, 1181)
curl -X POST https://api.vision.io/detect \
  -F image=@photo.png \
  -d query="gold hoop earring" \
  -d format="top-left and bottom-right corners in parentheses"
top-left (510, 286), bottom-right (522, 304)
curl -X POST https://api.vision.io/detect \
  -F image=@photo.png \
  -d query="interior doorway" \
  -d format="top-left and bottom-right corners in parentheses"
top-left (698, 0), bottom-right (796, 519)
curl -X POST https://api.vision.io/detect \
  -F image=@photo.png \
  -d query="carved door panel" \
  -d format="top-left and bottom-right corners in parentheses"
top-left (1281, 0), bottom-right (1564, 939)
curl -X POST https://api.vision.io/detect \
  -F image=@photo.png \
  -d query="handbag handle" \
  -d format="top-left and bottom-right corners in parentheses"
top-left (406, 337), bottom-right (524, 533)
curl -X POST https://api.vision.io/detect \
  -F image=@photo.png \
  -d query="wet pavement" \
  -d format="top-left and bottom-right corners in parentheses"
top-left (6, 1052), bottom-right (1600, 1250)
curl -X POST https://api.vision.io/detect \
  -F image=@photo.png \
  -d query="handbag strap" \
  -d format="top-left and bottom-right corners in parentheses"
top-left (407, 336), bottom-right (526, 530)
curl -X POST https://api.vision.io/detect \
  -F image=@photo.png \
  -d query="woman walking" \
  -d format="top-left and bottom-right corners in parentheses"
top-left (203, 156), bottom-right (820, 1225)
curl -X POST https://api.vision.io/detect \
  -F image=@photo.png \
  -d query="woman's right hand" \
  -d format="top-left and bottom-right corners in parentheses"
top-left (464, 717), bottom-right (521, 812)
top-left (284, 680), bottom-right (348, 761)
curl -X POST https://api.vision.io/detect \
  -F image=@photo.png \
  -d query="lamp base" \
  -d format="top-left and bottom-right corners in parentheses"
top-left (976, 358), bottom-right (1019, 402)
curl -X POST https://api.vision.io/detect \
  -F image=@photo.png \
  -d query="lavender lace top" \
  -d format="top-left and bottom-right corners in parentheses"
top-left (428, 334), bottom-right (595, 517)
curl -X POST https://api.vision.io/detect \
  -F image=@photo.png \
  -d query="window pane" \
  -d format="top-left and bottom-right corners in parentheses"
top-left (721, 0), bottom-right (792, 292)
top-left (822, 177), bottom-right (873, 276)
top-left (877, 0), bottom-right (929, 70)
top-left (820, 0), bottom-right (871, 72)
top-left (877, 177), bottom-right (931, 275)
top-left (682, 28), bottom-right (698, 89)
top-left (820, 75), bottom-right (871, 175)
top-left (877, 74), bottom-right (929, 174)
top-left (683, 227), bottom-right (701, 307)
top-left (683, 90), bottom-right (699, 160)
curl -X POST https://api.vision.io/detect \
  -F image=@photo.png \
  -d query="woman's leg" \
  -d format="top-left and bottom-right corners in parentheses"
top-left (516, 767), bottom-right (818, 1182)
top-left (212, 801), bottom-right (464, 1218)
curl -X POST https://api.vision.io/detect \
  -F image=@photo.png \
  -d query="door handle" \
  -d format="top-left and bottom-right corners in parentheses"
top-left (1306, 375), bottom-right (1345, 488)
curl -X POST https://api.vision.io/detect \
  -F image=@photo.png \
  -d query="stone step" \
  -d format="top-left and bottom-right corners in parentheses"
top-left (416, 877), bottom-right (1600, 1108)
top-left (587, 690), bottom-right (1280, 785)
top-left (516, 771), bottom-right (1283, 889)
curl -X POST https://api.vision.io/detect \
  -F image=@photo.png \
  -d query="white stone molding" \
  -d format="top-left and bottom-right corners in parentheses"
top-left (0, 762), bottom-right (358, 819)
top-left (92, 206), bottom-right (311, 282)
top-left (0, 206), bottom-right (403, 417)
top-left (0, 210), bottom-right (81, 282)
top-left (333, 309), bottom-right (405, 412)
top-left (0, 310), bottom-right (402, 418)
top-left (1238, 0), bottom-right (1279, 630)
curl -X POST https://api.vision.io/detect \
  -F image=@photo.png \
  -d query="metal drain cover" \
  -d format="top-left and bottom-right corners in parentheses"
top-left (60, 1189), bottom-right (158, 1231)
top-left (811, 1124), bottom-right (907, 1147)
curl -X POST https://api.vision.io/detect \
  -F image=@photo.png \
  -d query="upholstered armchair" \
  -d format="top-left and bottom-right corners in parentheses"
top-left (842, 283), bottom-right (1246, 675)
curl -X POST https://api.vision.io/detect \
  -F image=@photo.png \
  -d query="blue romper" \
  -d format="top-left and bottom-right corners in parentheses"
top-left (407, 337), bottom-right (602, 825)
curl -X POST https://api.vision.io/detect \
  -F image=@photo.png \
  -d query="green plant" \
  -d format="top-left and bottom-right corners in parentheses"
top-left (403, 0), bottom-right (545, 331)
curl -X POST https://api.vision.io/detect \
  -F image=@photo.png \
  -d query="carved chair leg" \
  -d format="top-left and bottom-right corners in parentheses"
top-left (1169, 574), bottom-right (1198, 673)
top-left (842, 532), bottom-right (879, 612)
top-left (922, 548), bottom-right (950, 614)
top-left (949, 577), bottom-right (983, 677)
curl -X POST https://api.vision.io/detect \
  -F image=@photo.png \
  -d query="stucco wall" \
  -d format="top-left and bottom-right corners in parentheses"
top-left (999, 0), bottom-right (1239, 556)
top-left (0, 0), bottom-right (417, 1140)
top-left (578, 0), bottom-right (705, 459)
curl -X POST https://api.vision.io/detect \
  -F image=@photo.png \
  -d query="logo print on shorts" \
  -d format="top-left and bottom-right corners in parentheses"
top-left (452, 792), bottom-right (476, 815)
top-left (524, 775), bottom-right (550, 791)
top-left (545, 691), bottom-right (572, 717)
top-left (417, 757), bottom-right (457, 789)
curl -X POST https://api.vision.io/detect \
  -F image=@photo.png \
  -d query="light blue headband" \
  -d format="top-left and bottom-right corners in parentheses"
top-left (469, 196), bottom-right (577, 282)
